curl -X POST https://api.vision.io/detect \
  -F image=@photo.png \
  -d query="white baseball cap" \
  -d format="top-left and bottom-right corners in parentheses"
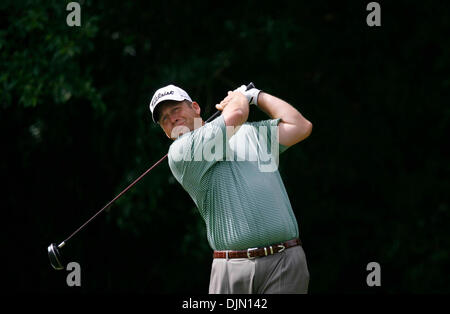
top-left (149, 84), bottom-right (192, 123)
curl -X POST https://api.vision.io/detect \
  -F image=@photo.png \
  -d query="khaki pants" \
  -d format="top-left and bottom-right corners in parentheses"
top-left (209, 245), bottom-right (309, 294)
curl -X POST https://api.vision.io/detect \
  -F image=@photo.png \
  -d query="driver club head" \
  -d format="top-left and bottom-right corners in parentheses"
top-left (48, 243), bottom-right (64, 270)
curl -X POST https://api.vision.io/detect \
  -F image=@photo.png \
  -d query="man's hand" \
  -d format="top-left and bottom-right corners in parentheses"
top-left (215, 90), bottom-right (248, 111)
top-left (234, 84), bottom-right (261, 106)
top-left (216, 90), bottom-right (249, 133)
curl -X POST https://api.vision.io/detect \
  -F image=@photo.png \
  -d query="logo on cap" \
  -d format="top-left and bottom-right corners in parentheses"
top-left (151, 90), bottom-right (175, 108)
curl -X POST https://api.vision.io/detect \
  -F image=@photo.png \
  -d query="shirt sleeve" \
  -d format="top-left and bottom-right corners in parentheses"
top-left (247, 118), bottom-right (290, 155)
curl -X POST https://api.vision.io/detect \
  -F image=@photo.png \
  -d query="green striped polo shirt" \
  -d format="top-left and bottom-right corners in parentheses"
top-left (168, 115), bottom-right (299, 250)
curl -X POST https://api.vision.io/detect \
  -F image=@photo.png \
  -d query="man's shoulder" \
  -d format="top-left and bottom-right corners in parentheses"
top-left (168, 132), bottom-right (191, 160)
top-left (169, 116), bottom-right (227, 152)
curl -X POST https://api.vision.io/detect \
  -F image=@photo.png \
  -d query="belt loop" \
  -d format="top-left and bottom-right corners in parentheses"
top-left (226, 251), bottom-right (229, 260)
top-left (270, 246), bottom-right (274, 255)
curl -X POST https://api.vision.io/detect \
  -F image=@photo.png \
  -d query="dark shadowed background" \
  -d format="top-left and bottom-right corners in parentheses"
top-left (1, 0), bottom-right (449, 294)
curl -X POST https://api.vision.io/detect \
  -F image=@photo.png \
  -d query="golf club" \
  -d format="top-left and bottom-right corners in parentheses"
top-left (47, 82), bottom-right (255, 270)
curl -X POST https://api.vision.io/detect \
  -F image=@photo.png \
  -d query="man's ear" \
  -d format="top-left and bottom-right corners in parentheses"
top-left (192, 101), bottom-right (201, 115)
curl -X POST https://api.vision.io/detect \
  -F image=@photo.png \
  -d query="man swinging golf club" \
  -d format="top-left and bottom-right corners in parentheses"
top-left (150, 82), bottom-right (313, 294)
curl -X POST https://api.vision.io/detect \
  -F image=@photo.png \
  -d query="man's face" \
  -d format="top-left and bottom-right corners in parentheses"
top-left (158, 100), bottom-right (202, 140)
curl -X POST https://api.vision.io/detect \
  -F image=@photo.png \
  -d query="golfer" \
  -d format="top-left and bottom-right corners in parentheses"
top-left (149, 83), bottom-right (312, 294)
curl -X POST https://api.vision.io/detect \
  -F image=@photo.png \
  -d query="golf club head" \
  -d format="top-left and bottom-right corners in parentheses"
top-left (48, 243), bottom-right (64, 270)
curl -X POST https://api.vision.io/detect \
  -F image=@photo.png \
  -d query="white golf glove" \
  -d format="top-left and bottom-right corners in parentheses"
top-left (234, 84), bottom-right (261, 106)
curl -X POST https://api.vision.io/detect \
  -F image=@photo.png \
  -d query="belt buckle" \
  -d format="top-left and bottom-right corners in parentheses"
top-left (247, 248), bottom-right (258, 259)
top-left (277, 244), bottom-right (285, 253)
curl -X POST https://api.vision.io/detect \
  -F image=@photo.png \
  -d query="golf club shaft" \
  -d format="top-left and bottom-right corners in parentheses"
top-left (60, 82), bottom-right (255, 246)
top-left (62, 153), bottom-right (168, 244)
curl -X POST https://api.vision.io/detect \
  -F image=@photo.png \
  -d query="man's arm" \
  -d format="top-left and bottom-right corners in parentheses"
top-left (256, 92), bottom-right (313, 147)
top-left (216, 91), bottom-right (249, 136)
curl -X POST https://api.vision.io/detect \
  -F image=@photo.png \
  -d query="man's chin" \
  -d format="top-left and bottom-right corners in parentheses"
top-left (171, 125), bottom-right (191, 139)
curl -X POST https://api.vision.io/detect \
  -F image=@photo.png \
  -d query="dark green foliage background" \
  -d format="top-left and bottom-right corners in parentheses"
top-left (1, 0), bottom-right (449, 293)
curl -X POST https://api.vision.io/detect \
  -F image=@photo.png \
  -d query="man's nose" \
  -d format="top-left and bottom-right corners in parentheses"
top-left (169, 113), bottom-right (180, 124)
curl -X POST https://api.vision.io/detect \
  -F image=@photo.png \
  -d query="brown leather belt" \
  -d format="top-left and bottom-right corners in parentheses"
top-left (213, 238), bottom-right (301, 259)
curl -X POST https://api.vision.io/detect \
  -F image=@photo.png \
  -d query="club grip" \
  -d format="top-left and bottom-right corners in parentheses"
top-left (246, 82), bottom-right (255, 91)
top-left (205, 82), bottom-right (255, 123)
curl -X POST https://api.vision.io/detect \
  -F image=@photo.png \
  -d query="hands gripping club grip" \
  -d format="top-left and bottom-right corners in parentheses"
top-left (205, 82), bottom-right (255, 123)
